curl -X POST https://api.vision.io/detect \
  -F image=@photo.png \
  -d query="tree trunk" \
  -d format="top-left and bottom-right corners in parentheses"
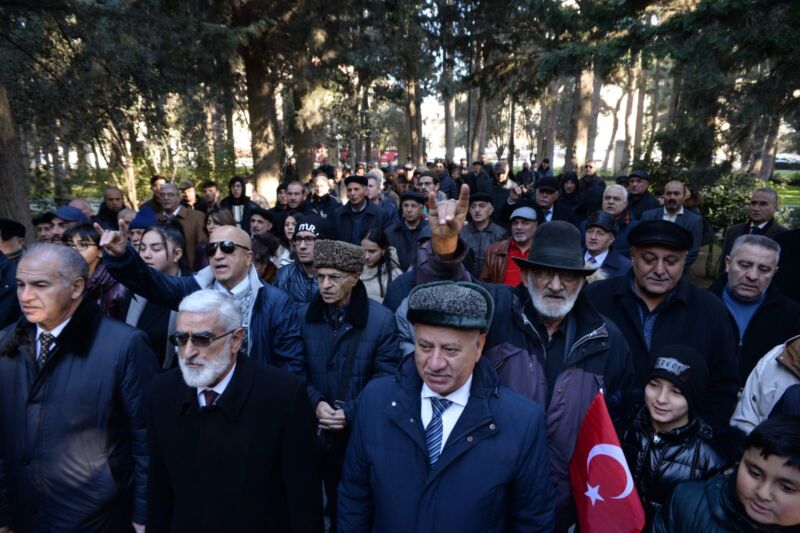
top-left (362, 86), bottom-right (371, 163)
top-left (586, 70), bottom-right (602, 165)
top-left (508, 98), bottom-right (516, 167)
top-left (622, 54), bottom-right (637, 170)
top-left (539, 80), bottom-right (559, 163)
top-left (0, 84), bottom-right (33, 238)
top-left (574, 68), bottom-right (594, 169)
top-left (633, 55), bottom-right (647, 163)
top-left (753, 115), bottom-right (780, 181)
top-left (290, 73), bottom-right (321, 182)
top-left (243, 49), bottom-right (282, 204)
top-left (49, 134), bottom-right (66, 202)
top-left (470, 89), bottom-right (487, 161)
top-left (564, 75), bottom-right (582, 172)
top-left (222, 78), bottom-right (236, 175)
top-left (442, 48), bottom-right (455, 161)
top-left (644, 59), bottom-right (662, 163)
top-left (602, 92), bottom-right (625, 172)
top-left (405, 76), bottom-right (421, 165)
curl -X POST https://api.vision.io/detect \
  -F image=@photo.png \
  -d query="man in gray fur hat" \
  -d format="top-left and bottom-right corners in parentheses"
top-left (299, 239), bottom-right (402, 531)
top-left (338, 281), bottom-right (554, 532)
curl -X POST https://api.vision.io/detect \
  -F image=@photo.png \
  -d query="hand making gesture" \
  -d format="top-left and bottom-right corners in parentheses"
top-left (94, 219), bottom-right (130, 258)
top-left (427, 183), bottom-right (470, 257)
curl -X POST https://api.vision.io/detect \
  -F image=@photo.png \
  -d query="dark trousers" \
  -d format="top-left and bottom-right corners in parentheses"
top-left (321, 450), bottom-right (345, 532)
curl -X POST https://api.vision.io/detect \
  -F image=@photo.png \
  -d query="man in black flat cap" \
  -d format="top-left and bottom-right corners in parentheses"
top-left (386, 190), bottom-right (429, 271)
top-left (584, 219), bottom-right (739, 429)
top-left (331, 175), bottom-right (391, 245)
top-left (626, 169), bottom-right (661, 220)
top-left (583, 210), bottom-right (631, 279)
top-left (460, 192), bottom-right (507, 279)
top-left (415, 185), bottom-right (634, 530)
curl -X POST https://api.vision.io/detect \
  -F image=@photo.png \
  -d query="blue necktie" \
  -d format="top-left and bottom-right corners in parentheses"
top-left (426, 398), bottom-right (452, 464)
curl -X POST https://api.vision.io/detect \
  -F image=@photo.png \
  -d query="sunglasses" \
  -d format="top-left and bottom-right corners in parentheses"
top-left (205, 240), bottom-right (249, 256)
top-left (315, 273), bottom-right (354, 284)
top-left (168, 329), bottom-right (238, 347)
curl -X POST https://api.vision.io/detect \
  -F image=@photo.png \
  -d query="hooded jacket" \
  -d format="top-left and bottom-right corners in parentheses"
top-left (103, 245), bottom-right (306, 378)
top-left (0, 300), bottom-right (157, 531)
top-left (338, 357), bottom-right (555, 532)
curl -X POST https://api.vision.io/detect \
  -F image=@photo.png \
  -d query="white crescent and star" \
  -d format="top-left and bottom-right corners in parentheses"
top-left (583, 443), bottom-right (635, 506)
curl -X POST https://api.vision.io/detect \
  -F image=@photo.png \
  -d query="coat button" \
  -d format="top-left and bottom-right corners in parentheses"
top-left (391, 401), bottom-right (397, 407)
top-left (410, 418), bottom-right (415, 423)
top-left (467, 436), bottom-right (474, 442)
top-left (557, 388), bottom-right (564, 395)
top-left (489, 424), bottom-right (496, 430)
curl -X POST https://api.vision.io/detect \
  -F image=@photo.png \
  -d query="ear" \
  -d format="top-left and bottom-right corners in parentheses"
top-left (70, 277), bottom-right (86, 300)
top-left (351, 272), bottom-right (362, 281)
top-left (724, 255), bottom-right (732, 272)
top-left (173, 246), bottom-right (184, 263)
top-left (230, 328), bottom-right (245, 356)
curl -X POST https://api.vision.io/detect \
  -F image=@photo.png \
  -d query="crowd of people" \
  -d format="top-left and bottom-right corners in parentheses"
top-left (0, 155), bottom-right (799, 532)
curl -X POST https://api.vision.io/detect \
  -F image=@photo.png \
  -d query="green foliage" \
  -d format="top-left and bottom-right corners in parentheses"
top-left (700, 173), bottom-right (757, 231)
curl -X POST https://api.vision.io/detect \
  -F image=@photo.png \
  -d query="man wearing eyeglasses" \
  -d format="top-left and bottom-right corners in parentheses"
top-left (275, 214), bottom-right (336, 305)
top-left (146, 290), bottom-right (322, 531)
top-left (415, 186), bottom-right (634, 530)
top-left (97, 221), bottom-right (306, 378)
top-left (0, 243), bottom-right (157, 532)
top-left (300, 239), bottom-right (402, 531)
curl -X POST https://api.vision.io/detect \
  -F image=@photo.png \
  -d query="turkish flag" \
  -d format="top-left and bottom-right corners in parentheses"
top-left (569, 391), bottom-right (645, 533)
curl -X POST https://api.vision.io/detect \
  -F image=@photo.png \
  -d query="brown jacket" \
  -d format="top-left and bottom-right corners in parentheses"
top-left (479, 239), bottom-right (512, 284)
top-left (158, 207), bottom-right (206, 268)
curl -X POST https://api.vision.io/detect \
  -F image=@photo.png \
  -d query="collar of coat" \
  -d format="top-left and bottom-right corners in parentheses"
top-left (306, 279), bottom-right (369, 328)
top-left (708, 273), bottom-right (788, 308)
top-left (176, 355), bottom-right (255, 420)
top-left (394, 353), bottom-right (501, 402)
top-left (0, 298), bottom-right (102, 358)
top-left (614, 269), bottom-right (691, 305)
top-left (193, 263), bottom-right (264, 293)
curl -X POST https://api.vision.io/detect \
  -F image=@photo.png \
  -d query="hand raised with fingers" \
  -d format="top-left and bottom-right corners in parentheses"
top-left (95, 219), bottom-right (130, 258)
top-left (427, 184), bottom-right (470, 256)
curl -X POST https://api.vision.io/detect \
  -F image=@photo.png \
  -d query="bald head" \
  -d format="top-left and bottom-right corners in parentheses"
top-left (207, 225), bottom-right (253, 289)
top-left (69, 198), bottom-right (93, 219)
top-left (104, 187), bottom-right (125, 213)
top-left (210, 225), bottom-right (252, 248)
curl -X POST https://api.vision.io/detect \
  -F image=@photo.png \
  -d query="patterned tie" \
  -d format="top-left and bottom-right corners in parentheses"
top-left (426, 398), bottom-right (452, 465)
top-left (37, 332), bottom-right (56, 369)
top-left (202, 389), bottom-right (219, 407)
top-left (587, 256), bottom-right (598, 267)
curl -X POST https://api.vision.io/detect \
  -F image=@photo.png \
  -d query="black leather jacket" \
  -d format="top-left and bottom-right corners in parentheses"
top-left (623, 407), bottom-right (726, 527)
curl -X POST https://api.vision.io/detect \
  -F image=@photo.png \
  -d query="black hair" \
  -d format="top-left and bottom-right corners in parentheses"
top-left (201, 180), bottom-right (217, 189)
top-left (142, 221), bottom-right (190, 274)
top-left (150, 175), bottom-right (167, 186)
top-left (278, 209), bottom-right (302, 250)
top-left (0, 218), bottom-right (25, 239)
top-left (252, 232), bottom-right (281, 264)
top-left (745, 415), bottom-right (800, 469)
top-left (204, 207), bottom-right (236, 237)
top-left (62, 223), bottom-right (99, 245)
top-left (359, 226), bottom-right (397, 298)
top-left (419, 171), bottom-right (439, 184)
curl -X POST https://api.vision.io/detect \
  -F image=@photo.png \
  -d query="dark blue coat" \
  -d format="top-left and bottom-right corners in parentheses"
top-left (0, 300), bottom-right (157, 531)
top-left (596, 249), bottom-right (632, 279)
top-left (382, 268), bottom-right (415, 312)
top-left (338, 357), bottom-right (555, 532)
top-left (300, 281), bottom-right (402, 422)
top-left (103, 246), bottom-right (306, 378)
top-left (308, 194), bottom-right (341, 219)
top-left (332, 202), bottom-right (391, 245)
top-left (274, 261), bottom-right (318, 305)
top-left (0, 254), bottom-right (19, 330)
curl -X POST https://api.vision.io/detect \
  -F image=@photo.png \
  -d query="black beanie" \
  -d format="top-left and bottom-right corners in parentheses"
top-left (647, 345), bottom-right (708, 413)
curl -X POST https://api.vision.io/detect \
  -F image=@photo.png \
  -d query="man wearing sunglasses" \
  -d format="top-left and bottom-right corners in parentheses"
top-left (147, 290), bottom-right (322, 531)
top-left (97, 221), bottom-right (306, 378)
top-left (301, 239), bottom-right (402, 531)
top-left (275, 214), bottom-right (335, 305)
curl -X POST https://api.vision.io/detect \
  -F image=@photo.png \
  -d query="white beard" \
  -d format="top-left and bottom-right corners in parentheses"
top-left (530, 287), bottom-right (581, 320)
top-left (178, 345), bottom-right (233, 388)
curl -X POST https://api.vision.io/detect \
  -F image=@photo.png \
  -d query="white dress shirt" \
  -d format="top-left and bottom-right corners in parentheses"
top-left (421, 374), bottom-right (472, 455)
top-left (662, 206), bottom-right (684, 223)
top-left (584, 249), bottom-right (609, 268)
top-left (35, 317), bottom-right (72, 358)
top-left (214, 275), bottom-right (250, 297)
top-left (197, 363), bottom-right (237, 407)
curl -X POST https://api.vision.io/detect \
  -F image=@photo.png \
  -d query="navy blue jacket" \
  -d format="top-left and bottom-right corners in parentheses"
top-left (332, 202), bottom-right (391, 245)
top-left (596, 249), bottom-right (632, 279)
top-left (386, 219), bottom-right (429, 272)
top-left (382, 269), bottom-right (415, 312)
top-left (0, 300), bottom-right (157, 531)
top-left (338, 357), bottom-right (555, 532)
top-left (300, 281), bottom-right (402, 422)
top-left (0, 254), bottom-right (19, 330)
top-left (275, 261), bottom-right (318, 305)
top-left (585, 272), bottom-right (739, 429)
top-left (308, 194), bottom-right (341, 219)
top-left (103, 246), bottom-right (306, 378)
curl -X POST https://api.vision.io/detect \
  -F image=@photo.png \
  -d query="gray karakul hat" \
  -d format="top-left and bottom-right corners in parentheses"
top-left (313, 239), bottom-right (364, 273)
top-left (407, 281), bottom-right (494, 332)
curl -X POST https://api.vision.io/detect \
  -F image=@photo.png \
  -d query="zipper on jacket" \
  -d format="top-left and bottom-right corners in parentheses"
top-left (565, 326), bottom-right (608, 363)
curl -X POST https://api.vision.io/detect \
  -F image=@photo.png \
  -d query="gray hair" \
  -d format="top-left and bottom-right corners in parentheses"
top-left (22, 243), bottom-right (88, 283)
top-left (753, 187), bottom-right (779, 206)
top-left (730, 234), bottom-right (781, 264)
top-left (178, 290), bottom-right (243, 332)
top-left (605, 184), bottom-right (629, 202)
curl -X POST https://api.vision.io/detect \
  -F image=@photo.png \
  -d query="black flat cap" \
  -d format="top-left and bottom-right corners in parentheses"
top-left (629, 169), bottom-right (651, 181)
top-left (250, 206), bottom-right (273, 223)
top-left (0, 218), bottom-right (25, 238)
top-left (32, 212), bottom-right (55, 225)
top-left (536, 176), bottom-right (559, 192)
top-left (469, 192), bottom-right (492, 204)
top-left (628, 220), bottom-right (692, 250)
top-left (344, 175), bottom-right (368, 187)
top-left (586, 211), bottom-right (619, 236)
top-left (401, 191), bottom-right (426, 205)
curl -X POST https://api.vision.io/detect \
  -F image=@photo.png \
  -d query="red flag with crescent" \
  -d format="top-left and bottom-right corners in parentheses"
top-left (569, 391), bottom-right (645, 533)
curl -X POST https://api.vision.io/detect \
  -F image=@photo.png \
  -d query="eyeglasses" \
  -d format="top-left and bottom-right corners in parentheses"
top-left (585, 165), bottom-right (594, 169)
top-left (205, 240), bottom-right (250, 256)
top-left (68, 241), bottom-right (98, 251)
top-left (315, 273), bottom-right (354, 284)
top-left (168, 329), bottom-right (238, 347)
top-left (531, 269), bottom-right (582, 283)
top-left (293, 236), bottom-right (317, 245)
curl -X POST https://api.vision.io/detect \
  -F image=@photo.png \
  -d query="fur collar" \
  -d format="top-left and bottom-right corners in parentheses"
top-left (0, 298), bottom-right (102, 358)
top-left (305, 280), bottom-right (369, 328)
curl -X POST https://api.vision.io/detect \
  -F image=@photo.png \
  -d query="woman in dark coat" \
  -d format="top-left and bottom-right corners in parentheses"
top-left (219, 175), bottom-right (259, 233)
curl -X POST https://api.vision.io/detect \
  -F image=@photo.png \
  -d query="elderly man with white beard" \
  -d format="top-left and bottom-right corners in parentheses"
top-left (414, 184), bottom-right (635, 531)
top-left (146, 290), bottom-right (322, 532)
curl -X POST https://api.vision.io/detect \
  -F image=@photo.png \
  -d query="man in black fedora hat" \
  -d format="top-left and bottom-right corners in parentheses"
top-left (584, 219), bottom-right (739, 430)
top-left (416, 185), bottom-right (634, 531)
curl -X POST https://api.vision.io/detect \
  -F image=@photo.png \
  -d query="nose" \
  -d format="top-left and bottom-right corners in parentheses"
top-left (212, 246), bottom-right (227, 260)
top-left (427, 349), bottom-right (447, 371)
top-left (754, 480), bottom-right (773, 502)
top-left (652, 259), bottom-right (667, 275)
top-left (18, 284), bottom-right (34, 302)
top-left (548, 274), bottom-right (565, 291)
